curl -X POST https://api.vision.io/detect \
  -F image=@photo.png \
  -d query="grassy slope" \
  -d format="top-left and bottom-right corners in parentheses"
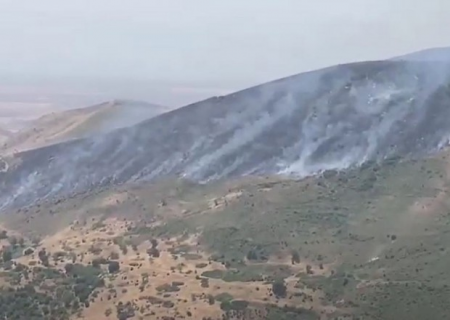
top-left (123, 154), bottom-right (450, 319)
top-left (2, 153), bottom-right (450, 319)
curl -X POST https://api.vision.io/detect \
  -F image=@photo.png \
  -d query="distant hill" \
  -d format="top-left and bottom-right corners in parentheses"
top-left (1, 99), bottom-right (169, 153)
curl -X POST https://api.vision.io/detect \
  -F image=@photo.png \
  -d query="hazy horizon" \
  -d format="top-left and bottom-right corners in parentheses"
top-left (1, 0), bottom-right (450, 107)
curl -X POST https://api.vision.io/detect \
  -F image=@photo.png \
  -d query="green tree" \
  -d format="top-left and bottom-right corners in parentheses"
top-left (110, 252), bottom-right (120, 260)
top-left (24, 248), bottom-right (34, 256)
top-left (272, 280), bottom-right (287, 298)
top-left (38, 249), bottom-right (50, 267)
top-left (8, 236), bottom-right (17, 247)
top-left (291, 250), bottom-right (300, 264)
top-left (306, 265), bottom-right (313, 275)
top-left (0, 230), bottom-right (7, 239)
top-left (108, 261), bottom-right (120, 274)
top-left (246, 249), bottom-right (258, 261)
top-left (2, 250), bottom-right (12, 262)
top-left (64, 263), bottom-right (74, 274)
top-left (147, 247), bottom-right (160, 258)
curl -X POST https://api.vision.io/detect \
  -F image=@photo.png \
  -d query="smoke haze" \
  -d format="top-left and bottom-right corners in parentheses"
top-left (1, 0), bottom-right (449, 105)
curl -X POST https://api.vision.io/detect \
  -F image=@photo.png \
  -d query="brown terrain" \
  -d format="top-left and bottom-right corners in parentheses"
top-left (1, 147), bottom-right (450, 319)
top-left (0, 177), bottom-right (338, 320)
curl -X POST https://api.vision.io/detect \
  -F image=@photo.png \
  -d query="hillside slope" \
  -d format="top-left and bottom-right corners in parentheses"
top-left (1, 50), bottom-right (450, 209)
top-left (0, 149), bottom-right (450, 320)
top-left (1, 100), bottom-right (169, 153)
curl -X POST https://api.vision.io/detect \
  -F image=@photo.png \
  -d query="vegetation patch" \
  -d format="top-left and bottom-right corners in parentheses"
top-left (0, 262), bottom-right (104, 319)
top-left (220, 299), bottom-right (249, 312)
top-left (202, 264), bottom-right (291, 282)
top-left (215, 292), bottom-right (234, 303)
top-left (156, 283), bottom-right (181, 293)
top-left (263, 304), bottom-right (320, 320)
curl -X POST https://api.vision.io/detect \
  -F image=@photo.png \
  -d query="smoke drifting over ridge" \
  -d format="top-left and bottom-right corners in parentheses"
top-left (1, 50), bottom-right (450, 210)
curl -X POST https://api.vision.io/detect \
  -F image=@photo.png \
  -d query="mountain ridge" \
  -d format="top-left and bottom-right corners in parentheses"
top-left (392, 46), bottom-right (450, 62)
top-left (1, 56), bottom-right (450, 209)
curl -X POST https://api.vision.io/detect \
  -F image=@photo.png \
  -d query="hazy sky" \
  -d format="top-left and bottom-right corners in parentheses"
top-left (1, 0), bottom-right (450, 105)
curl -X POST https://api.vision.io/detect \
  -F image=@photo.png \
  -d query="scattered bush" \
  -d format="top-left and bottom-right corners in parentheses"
top-left (291, 250), bottom-right (300, 264)
top-left (0, 230), bottom-right (7, 239)
top-left (2, 250), bottom-right (12, 262)
top-left (38, 249), bottom-right (49, 267)
top-left (108, 261), bottom-right (120, 274)
top-left (23, 248), bottom-right (34, 256)
top-left (272, 280), bottom-right (287, 298)
top-left (147, 248), bottom-right (160, 258)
